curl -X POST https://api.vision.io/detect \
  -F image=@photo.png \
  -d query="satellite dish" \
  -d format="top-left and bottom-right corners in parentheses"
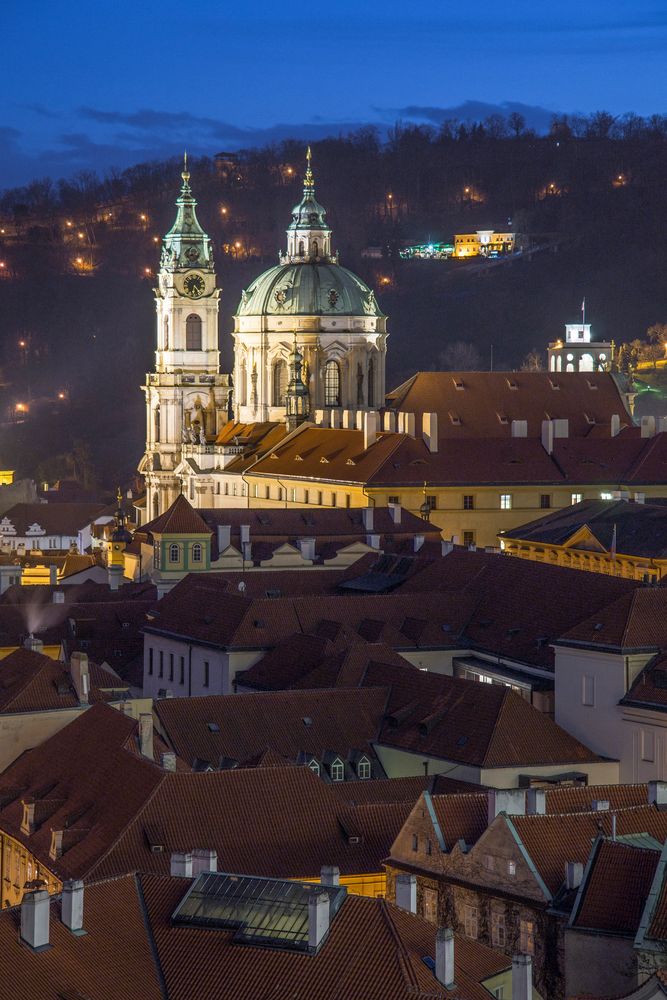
top-left (238, 580), bottom-right (246, 593)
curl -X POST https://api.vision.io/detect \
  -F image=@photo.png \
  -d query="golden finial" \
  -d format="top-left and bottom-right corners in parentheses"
top-left (182, 150), bottom-right (190, 185)
top-left (116, 486), bottom-right (123, 508)
top-left (304, 145), bottom-right (314, 189)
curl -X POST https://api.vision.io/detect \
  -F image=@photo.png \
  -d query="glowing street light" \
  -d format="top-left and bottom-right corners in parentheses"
top-left (66, 220), bottom-right (73, 228)
top-left (152, 236), bottom-right (159, 243)
top-left (220, 206), bottom-right (228, 215)
top-left (57, 392), bottom-right (65, 400)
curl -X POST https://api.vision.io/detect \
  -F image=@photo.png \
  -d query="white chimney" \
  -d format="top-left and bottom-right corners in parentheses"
top-left (139, 713), bottom-right (154, 760)
top-left (383, 411), bottom-right (397, 432)
top-left (512, 954), bottom-right (533, 1000)
top-left (308, 891), bottom-right (330, 950)
top-left (611, 414), bottom-right (621, 437)
top-left (23, 635), bottom-right (44, 654)
top-left (487, 789), bottom-right (526, 824)
top-left (526, 789), bottom-right (546, 815)
top-left (634, 492), bottom-right (645, 504)
top-left (388, 503), bottom-right (401, 525)
top-left (591, 799), bottom-right (610, 812)
top-left (217, 524), bottom-right (231, 552)
top-left (320, 865), bottom-right (340, 886)
top-left (441, 540), bottom-right (454, 556)
top-left (435, 928), bottom-right (456, 989)
top-left (398, 412), bottom-right (416, 437)
top-left (192, 848), bottom-right (218, 874)
top-left (21, 889), bottom-right (50, 950)
top-left (565, 861), bottom-right (583, 890)
top-left (541, 419), bottom-right (554, 455)
top-left (342, 410), bottom-right (354, 429)
top-left (648, 780), bottom-right (667, 809)
top-left (366, 533), bottom-right (381, 549)
top-left (70, 652), bottom-right (90, 705)
top-left (170, 852), bottom-right (193, 877)
top-left (240, 525), bottom-right (250, 545)
top-left (61, 879), bottom-right (84, 933)
top-left (363, 411), bottom-right (378, 449)
top-left (395, 873), bottom-right (417, 913)
top-left (52, 590), bottom-right (65, 605)
top-left (553, 418), bottom-right (569, 438)
top-left (160, 751), bottom-right (177, 772)
top-left (641, 415), bottom-right (656, 438)
top-left (422, 412), bottom-right (438, 453)
top-left (511, 419), bottom-right (527, 438)
top-left (362, 507), bottom-right (374, 531)
top-left (297, 537), bottom-right (316, 562)
top-left (414, 534), bottom-right (425, 552)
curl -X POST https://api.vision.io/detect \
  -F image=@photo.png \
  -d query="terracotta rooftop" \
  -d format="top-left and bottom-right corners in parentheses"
top-left (142, 494), bottom-right (212, 536)
top-left (560, 589), bottom-right (667, 651)
top-left (0, 648), bottom-right (128, 713)
top-left (622, 651), bottom-right (667, 711)
top-left (0, 502), bottom-right (106, 538)
top-left (572, 838), bottom-right (661, 935)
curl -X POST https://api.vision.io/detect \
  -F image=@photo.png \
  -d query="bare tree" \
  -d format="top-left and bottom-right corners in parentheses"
top-left (438, 342), bottom-right (482, 371)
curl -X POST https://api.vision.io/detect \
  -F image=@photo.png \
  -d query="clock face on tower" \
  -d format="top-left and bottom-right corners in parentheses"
top-left (183, 273), bottom-right (205, 298)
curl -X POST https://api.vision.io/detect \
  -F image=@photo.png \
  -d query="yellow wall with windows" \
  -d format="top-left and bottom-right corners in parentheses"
top-left (301, 871), bottom-right (386, 898)
top-left (501, 537), bottom-right (666, 581)
top-left (0, 831), bottom-right (60, 908)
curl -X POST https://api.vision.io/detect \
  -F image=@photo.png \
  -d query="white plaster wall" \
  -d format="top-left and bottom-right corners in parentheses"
top-left (620, 706), bottom-right (667, 783)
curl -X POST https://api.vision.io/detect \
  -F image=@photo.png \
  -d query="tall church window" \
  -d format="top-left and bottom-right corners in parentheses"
top-left (298, 240), bottom-right (305, 257)
top-left (324, 360), bottom-right (341, 406)
top-left (272, 360), bottom-right (288, 407)
top-left (312, 239), bottom-right (319, 257)
top-left (186, 314), bottom-right (202, 351)
top-left (367, 355), bottom-right (375, 408)
top-left (154, 405), bottom-right (160, 443)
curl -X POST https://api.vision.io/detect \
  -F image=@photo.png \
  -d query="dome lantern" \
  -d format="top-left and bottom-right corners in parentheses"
top-left (282, 147), bottom-right (334, 264)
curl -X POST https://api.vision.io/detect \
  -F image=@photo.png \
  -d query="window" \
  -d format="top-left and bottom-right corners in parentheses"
top-left (507, 860), bottom-right (516, 876)
top-left (388, 496), bottom-right (400, 505)
top-left (298, 240), bottom-right (305, 257)
top-left (169, 543), bottom-right (180, 563)
top-left (601, 492), bottom-right (614, 500)
top-left (642, 729), bottom-right (656, 762)
top-left (304, 489), bottom-right (310, 504)
top-left (324, 360), bottom-right (341, 406)
top-left (519, 919), bottom-right (535, 955)
top-left (272, 360), bottom-right (288, 407)
top-left (148, 648), bottom-right (154, 676)
top-left (500, 494), bottom-right (512, 510)
top-left (290, 488), bottom-right (297, 503)
top-left (192, 542), bottom-right (202, 563)
top-left (422, 887), bottom-right (438, 924)
top-left (463, 531), bottom-right (475, 546)
top-left (540, 494), bottom-right (551, 509)
top-left (412, 834), bottom-right (419, 852)
top-left (424, 496), bottom-right (437, 511)
top-left (308, 759), bottom-right (320, 775)
top-left (491, 910), bottom-right (506, 948)
top-left (179, 656), bottom-right (185, 686)
top-left (159, 651), bottom-right (164, 678)
top-left (463, 495), bottom-right (474, 510)
top-left (357, 757), bottom-right (371, 780)
top-left (426, 838), bottom-right (433, 856)
top-left (571, 492), bottom-right (583, 505)
top-left (203, 661), bottom-right (210, 688)
top-left (185, 314), bottom-right (202, 351)
top-left (582, 674), bottom-right (595, 707)
top-left (464, 904), bottom-right (479, 940)
top-left (154, 406), bottom-right (160, 444)
top-left (169, 653), bottom-right (174, 683)
top-left (330, 758), bottom-right (344, 781)
top-left (483, 854), bottom-right (494, 871)
top-left (493, 989), bottom-right (505, 999)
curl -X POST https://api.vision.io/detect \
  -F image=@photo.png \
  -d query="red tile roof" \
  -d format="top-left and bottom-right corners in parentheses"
top-left (623, 651), bottom-right (667, 710)
top-left (573, 839), bottom-right (660, 934)
top-left (0, 648), bottom-right (127, 713)
top-left (560, 589), bottom-right (667, 651)
top-left (0, 502), bottom-right (106, 537)
top-left (142, 494), bottom-right (212, 536)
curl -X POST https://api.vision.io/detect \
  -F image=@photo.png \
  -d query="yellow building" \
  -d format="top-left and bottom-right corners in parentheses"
top-left (453, 230), bottom-right (514, 257)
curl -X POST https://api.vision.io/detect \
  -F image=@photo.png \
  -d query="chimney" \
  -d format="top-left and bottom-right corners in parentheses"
top-left (422, 412), bottom-right (438, 453)
top-left (139, 713), bottom-right (154, 760)
top-left (659, 416), bottom-right (667, 433)
top-left (641, 415), bottom-right (656, 438)
top-left (320, 865), bottom-right (340, 886)
top-left (541, 419), bottom-right (554, 455)
top-left (366, 533), bottom-right (381, 549)
top-left (435, 928), bottom-right (456, 989)
top-left (591, 799), bottom-right (610, 812)
top-left (388, 503), bottom-right (401, 525)
top-left (398, 412), bottom-right (416, 437)
top-left (192, 848), bottom-right (218, 874)
top-left (441, 540), bottom-right (454, 556)
top-left (21, 889), bottom-right (50, 950)
top-left (648, 780), bottom-right (667, 810)
top-left (297, 537), bottom-right (316, 562)
top-left (364, 411), bottom-right (378, 450)
top-left (565, 861), bottom-right (583, 890)
top-left (383, 411), bottom-right (397, 432)
top-left (160, 751), bottom-right (177, 772)
top-left (217, 524), bottom-right (231, 552)
top-left (512, 954), bottom-right (533, 1000)
top-left (362, 507), bottom-right (374, 531)
top-left (23, 634), bottom-right (44, 654)
top-left (553, 418), bottom-right (569, 438)
top-left (49, 565), bottom-right (58, 585)
top-left (308, 890), bottom-right (330, 950)
top-left (242, 541), bottom-right (252, 563)
top-left (611, 414), bottom-right (621, 437)
top-left (634, 492), bottom-right (645, 504)
top-left (240, 525), bottom-right (250, 545)
top-left (395, 873), bottom-right (417, 913)
top-left (52, 590), bottom-right (65, 605)
top-left (70, 651), bottom-right (90, 705)
top-left (526, 789), bottom-right (546, 815)
top-left (487, 789), bottom-right (526, 824)
top-left (61, 879), bottom-right (84, 933)
top-left (342, 410), bottom-right (354, 429)
top-left (170, 852), bottom-right (193, 877)
top-left (511, 419), bottom-right (527, 438)
top-left (414, 534), bottom-right (425, 552)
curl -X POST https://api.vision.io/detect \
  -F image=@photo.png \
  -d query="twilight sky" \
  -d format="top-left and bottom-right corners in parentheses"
top-left (3, 0), bottom-right (667, 187)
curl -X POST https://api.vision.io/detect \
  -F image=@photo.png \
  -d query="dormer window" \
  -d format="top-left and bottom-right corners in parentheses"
top-left (330, 758), bottom-right (344, 782)
top-left (357, 756), bottom-right (371, 780)
top-left (307, 759), bottom-right (320, 776)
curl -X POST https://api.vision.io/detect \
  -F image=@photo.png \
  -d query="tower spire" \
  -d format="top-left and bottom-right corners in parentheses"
top-left (304, 145), bottom-right (314, 191)
top-left (182, 150), bottom-right (190, 188)
top-left (283, 145), bottom-right (333, 264)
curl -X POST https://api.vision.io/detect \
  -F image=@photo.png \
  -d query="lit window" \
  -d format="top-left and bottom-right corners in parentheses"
top-left (571, 493), bottom-right (583, 505)
top-left (169, 543), bottom-right (180, 563)
top-left (324, 360), bottom-right (341, 406)
top-left (600, 492), bottom-right (614, 500)
top-left (192, 543), bottom-right (202, 563)
top-left (463, 495), bottom-right (474, 510)
top-left (491, 910), bottom-right (506, 947)
top-left (500, 494), bottom-right (512, 510)
top-left (357, 757), bottom-right (371, 780)
top-left (519, 919), bottom-right (535, 955)
top-left (330, 759), bottom-right (344, 781)
top-left (464, 904), bottom-right (479, 940)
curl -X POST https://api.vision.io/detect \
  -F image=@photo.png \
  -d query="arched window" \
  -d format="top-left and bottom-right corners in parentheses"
top-left (357, 756), bottom-right (371, 780)
top-left (298, 240), bottom-right (305, 257)
top-left (154, 406), bottom-right (160, 443)
top-left (168, 543), bottom-right (180, 563)
top-left (192, 542), bottom-right (202, 563)
top-left (186, 314), bottom-right (202, 351)
top-left (312, 239), bottom-right (319, 257)
top-left (367, 355), bottom-right (375, 408)
top-left (324, 360), bottom-right (340, 407)
top-left (330, 758), bottom-right (345, 782)
top-left (272, 360), bottom-right (288, 407)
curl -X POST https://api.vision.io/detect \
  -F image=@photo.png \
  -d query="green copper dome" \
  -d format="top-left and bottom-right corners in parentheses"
top-left (237, 262), bottom-right (384, 318)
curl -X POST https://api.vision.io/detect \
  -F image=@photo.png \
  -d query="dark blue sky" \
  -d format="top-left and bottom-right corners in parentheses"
top-left (4, 0), bottom-right (667, 187)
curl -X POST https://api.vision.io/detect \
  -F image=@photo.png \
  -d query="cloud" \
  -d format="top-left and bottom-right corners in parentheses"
top-left (377, 101), bottom-right (558, 132)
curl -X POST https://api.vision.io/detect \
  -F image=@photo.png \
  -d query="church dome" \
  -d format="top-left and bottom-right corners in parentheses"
top-left (237, 261), bottom-right (384, 318)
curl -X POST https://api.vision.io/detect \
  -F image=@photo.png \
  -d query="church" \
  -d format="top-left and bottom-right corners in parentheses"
top-left (140, 150), bottom-right (388, 518)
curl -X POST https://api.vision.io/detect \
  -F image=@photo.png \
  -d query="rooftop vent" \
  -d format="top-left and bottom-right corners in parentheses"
top-left (207, 723), bottom-right (220, 733)
top-left (302, 717), bottom-right (313, 727)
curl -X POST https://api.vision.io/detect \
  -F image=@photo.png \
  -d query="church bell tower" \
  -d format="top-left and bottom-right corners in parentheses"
top-left (139, 157), bottom-right (231, 521)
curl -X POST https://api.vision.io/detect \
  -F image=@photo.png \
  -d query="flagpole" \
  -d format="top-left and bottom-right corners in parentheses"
top-left (582, 296), bottom-right (586, 333)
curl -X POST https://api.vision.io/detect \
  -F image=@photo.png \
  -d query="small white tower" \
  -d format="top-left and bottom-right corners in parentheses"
top-left (139, 157), bottom-right (231, 520)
